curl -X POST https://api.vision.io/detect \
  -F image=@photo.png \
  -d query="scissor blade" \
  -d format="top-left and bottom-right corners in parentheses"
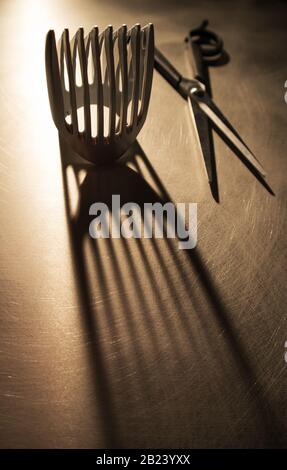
top-left (190, 91), bottom-right (267, 178)
top-left (188, 96), bottom-right (213, 183)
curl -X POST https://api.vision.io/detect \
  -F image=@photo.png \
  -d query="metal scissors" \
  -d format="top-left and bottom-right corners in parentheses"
top-left (154, 21), bottom-right (267, 196)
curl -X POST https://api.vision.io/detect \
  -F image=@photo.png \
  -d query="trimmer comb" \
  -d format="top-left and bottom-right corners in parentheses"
top-left (45, 23), bottom-right (154, 164)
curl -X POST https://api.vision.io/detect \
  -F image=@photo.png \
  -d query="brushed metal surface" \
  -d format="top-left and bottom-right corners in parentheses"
top-left (0, 0), bottom-right (286, 449)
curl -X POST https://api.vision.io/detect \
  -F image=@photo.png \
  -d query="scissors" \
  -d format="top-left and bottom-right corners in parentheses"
top-left (154, 21), bottom-right (267, 196)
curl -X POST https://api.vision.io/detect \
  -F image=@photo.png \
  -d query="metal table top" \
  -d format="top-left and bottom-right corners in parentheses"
top-left (0, 0), bottom-right (286, 448)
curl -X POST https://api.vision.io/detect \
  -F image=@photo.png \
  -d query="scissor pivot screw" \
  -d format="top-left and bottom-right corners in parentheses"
top-left (190, 86), bottom-right (204, 97)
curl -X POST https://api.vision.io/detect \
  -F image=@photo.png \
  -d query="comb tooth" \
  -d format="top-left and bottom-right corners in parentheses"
top-left (90, 27), bottom-right (104, 140)
top-left (76, 28), bottom-right (91, 139)
top-left (70, 31), bottom-right (77, 79)
top-left (62, 29), bottom-right (78, 134)
top-left (138, 23), bottom-right (154, 123)
top-left (45, 30), bottom-right (65, 130)
top-left (130, 24), bottom-right (141, 131)
top-left (105, 25), bottom-right (116, 138)
top-left (59, 33), bottom-right (66, 109)
top-left (117, 25), bottom-right (128, 135)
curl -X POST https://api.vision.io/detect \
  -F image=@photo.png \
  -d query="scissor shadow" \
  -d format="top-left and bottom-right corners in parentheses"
top-left (60, 137), bottom-right (282, 448)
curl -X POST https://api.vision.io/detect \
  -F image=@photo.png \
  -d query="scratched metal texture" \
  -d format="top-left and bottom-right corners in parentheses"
top-left (0, 0), bottom-right (286, 448)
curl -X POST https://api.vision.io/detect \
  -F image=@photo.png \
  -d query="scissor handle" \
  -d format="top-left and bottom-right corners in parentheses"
top-left (154, 47), bottom-right (182, 90)
top-left (188, 20), bottom-right (223, 60)
top-left (186, 20), bottom-right (224, 85)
